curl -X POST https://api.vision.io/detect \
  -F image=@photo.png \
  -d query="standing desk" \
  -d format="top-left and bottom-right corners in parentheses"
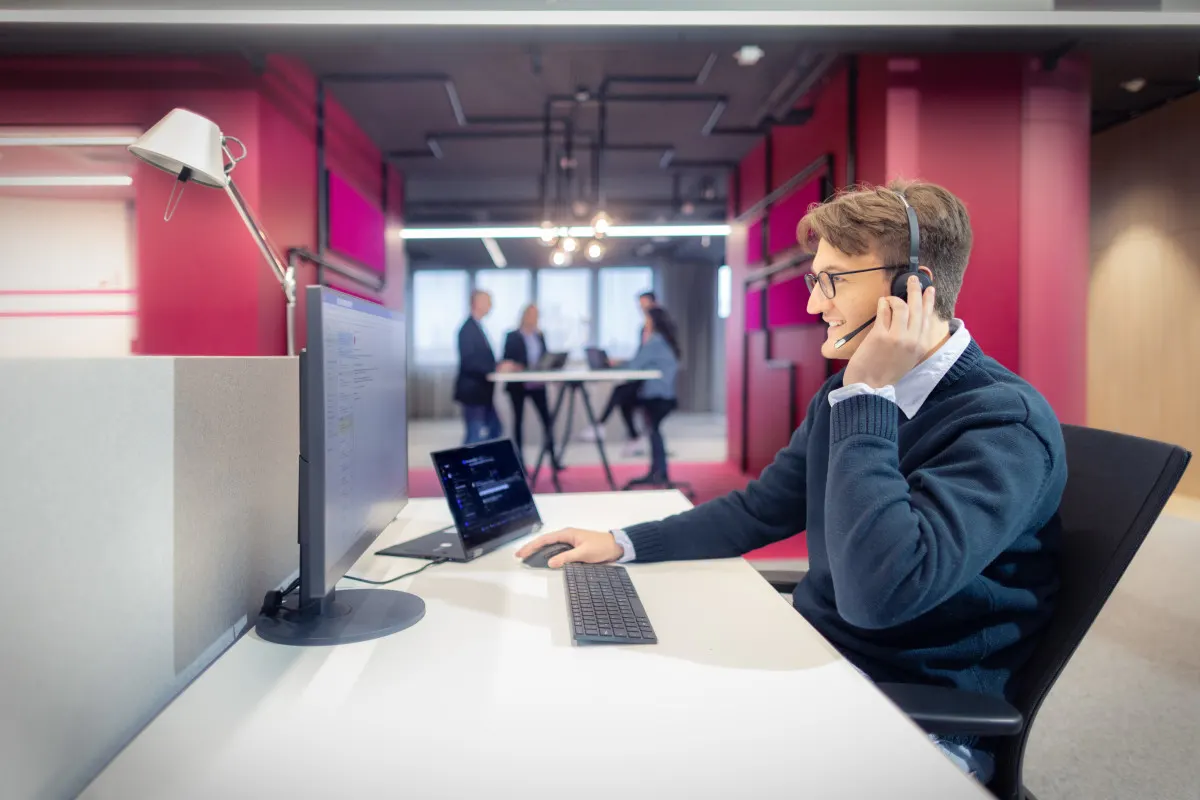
top-left (81, 492), bottom-right (991, 800)
top-left (489, 368), bottom-right (661, 492)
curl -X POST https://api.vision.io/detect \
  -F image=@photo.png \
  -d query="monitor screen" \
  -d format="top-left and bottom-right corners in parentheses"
top-left (432, 440), bottom-right (539, 549)
top-left (299, 285), bottom-right (407, 604)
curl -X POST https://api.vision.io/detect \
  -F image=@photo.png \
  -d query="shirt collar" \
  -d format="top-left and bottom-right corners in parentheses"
top-left (893, 319), bottom-right (971, 419)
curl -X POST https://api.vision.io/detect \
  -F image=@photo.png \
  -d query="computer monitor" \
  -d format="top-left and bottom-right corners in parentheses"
top-left (256, 285), bottom-right (423, 647)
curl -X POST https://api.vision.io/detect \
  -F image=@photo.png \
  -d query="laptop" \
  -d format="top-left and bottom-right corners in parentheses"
top-left (375, 438), bottom-right (543, 562)
top-left (585, 347), bottom-right (611, 370)
top-left (535, 351), bottom-right (568, 371)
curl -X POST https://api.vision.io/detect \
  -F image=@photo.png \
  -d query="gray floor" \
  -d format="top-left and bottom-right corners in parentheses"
top-left (409, 411), bottom-right (727, 469)
top-left (1023, 505), bottom-right (1200, 800)
top-left (410, 414), bottom-right (1200, 799)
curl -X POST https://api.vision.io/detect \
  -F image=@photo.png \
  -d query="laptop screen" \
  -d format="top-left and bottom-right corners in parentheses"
top-left (431, 439), bottom-right (540, 549)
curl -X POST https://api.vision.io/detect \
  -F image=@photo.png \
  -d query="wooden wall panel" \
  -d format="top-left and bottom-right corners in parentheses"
top-left (1089, 93), bottom-right (1200, 494)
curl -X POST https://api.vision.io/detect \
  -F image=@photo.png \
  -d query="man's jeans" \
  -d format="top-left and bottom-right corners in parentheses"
top-left (462, 404), bottom-right (502, 445)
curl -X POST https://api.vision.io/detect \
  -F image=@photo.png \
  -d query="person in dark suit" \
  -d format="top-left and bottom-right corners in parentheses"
top-left (502, 303), bottom-right (563, 471)
top-left (455, 289), bottom-right (504, 444)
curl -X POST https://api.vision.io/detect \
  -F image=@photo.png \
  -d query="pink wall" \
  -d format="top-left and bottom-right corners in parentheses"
top-left (767, 179), bottom-right (823, 256)
top-left (726, 53), bottom-right (1091, 475)
top-left (881, 54), bottom-right (1024, 373)
top-left (0, 55), bottom-right (406, 357)
top-left (766, 274), bottom-right (821, 328)
top-left (328, 171), bottom-right (387, 274)
top-left (1019, 56), bottom-right (1090, 425)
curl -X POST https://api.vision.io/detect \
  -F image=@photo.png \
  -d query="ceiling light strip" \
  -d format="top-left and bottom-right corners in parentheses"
top-left (0, 176), bottom-right (133, 187)
top-left (0, 136), bottom-right (139, 147)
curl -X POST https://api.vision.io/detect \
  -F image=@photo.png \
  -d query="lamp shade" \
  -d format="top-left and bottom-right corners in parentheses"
top-left (128, 108), bottom-right (228, 188)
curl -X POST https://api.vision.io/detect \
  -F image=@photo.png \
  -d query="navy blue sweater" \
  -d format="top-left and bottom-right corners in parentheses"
top-left (626, 341), bottom-right (1066, 702)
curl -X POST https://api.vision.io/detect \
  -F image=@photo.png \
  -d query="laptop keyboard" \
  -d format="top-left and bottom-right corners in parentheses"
top-left (564, 563), bottom-right (657, 645)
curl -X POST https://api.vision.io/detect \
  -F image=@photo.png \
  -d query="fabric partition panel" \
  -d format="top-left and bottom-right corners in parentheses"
top-left (766, 274), bottom-right (821, 328)
top-left (745, 287), bottom-right (764, 330)
top-left (767, 179), bottom-right (824, 256)
top-left (327, 171), bottom-right (386, 275)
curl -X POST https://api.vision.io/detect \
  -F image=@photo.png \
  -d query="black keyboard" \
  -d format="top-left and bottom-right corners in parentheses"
top-left (564, 563), bottom-right (657, 645)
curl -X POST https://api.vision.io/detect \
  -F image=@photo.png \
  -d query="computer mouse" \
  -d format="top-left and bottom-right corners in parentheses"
top-left (522, 542), bottom-right (573, 569)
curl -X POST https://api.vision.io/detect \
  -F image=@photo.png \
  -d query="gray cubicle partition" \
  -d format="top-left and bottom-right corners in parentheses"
top-left (0, 356), bottom-right (301, 800)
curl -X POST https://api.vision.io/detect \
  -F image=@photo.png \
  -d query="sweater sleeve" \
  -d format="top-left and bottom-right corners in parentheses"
top-left (824, 393), bottom-right (1054, 630)
top-left (624, 405), bottom-right (812, 562)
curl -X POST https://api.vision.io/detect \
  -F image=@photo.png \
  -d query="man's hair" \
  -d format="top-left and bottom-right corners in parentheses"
top-left (796, 179), bottom-right (972, 320)
top-left (639, 291), bottom-right (656, 303)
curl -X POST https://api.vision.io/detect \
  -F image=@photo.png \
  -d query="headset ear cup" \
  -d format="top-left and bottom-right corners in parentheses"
top-left (891, 270), bottom-right (933, 298)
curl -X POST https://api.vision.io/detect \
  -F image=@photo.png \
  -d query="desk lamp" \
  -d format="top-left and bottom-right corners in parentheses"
top-left (128, 108), bottom-right (297, 355)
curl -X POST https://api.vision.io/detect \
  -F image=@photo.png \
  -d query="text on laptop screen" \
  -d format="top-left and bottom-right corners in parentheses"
top-left (434, 441), bottom-right (538, 548)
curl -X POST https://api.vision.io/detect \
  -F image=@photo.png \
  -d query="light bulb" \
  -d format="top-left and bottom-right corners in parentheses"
top-left (539, 220), bottom-right (557, 246)
top-left (551, 249), bottom-right (568, 267)
top-left (561, 236), bottom-right (578, 253)
top-left (586, 240), bottom-right (605, 262)
top-left (591, 211), bottom-right (611, 235)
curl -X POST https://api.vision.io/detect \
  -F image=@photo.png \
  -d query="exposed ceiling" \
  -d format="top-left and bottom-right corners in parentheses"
top-left (1, 24), bottom-right (1197, 268)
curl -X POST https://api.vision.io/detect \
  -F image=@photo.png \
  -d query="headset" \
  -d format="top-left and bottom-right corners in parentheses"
top-left (833, 189), bottom-right (934, 350)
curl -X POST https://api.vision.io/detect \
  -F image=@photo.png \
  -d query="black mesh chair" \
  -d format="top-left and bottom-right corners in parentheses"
top-left (758, 424), bottom-right (1191, 800)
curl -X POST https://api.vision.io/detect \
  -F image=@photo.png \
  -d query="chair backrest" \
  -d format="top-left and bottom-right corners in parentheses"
top-left (990, 424), bottom-right (1191, 799)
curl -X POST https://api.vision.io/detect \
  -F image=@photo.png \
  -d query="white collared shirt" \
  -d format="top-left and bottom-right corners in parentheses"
top-left (827, 319), bottom-right (971, 418)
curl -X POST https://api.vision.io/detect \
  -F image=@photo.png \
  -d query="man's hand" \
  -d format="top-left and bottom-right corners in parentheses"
top-left (514, 528), bottom-right (624, 568)
top-left (843, 276), bottom-right (937, 389)
top-left (497, 360), bottom-right (521, 373)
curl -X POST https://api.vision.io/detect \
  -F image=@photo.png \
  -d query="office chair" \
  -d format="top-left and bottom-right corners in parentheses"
top-left (757, 424), bottom-right (1191, 800)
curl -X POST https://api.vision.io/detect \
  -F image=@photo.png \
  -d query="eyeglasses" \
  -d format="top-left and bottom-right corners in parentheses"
top-left (803, 265), bottom-right (901, 299)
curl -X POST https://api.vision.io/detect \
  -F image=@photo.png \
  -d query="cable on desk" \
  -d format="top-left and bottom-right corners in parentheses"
top-left (258, 577), bottom-right (300, 619)
top-left (342, 558), bottom-right (448, 586)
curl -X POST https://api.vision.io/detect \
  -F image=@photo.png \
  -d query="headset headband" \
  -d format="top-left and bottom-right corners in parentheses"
top-left (895, 190), bottom-right (920, 273)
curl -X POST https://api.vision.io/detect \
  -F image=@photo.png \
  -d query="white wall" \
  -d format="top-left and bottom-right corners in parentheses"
top-left (0, 196), bottom-right (135, 357)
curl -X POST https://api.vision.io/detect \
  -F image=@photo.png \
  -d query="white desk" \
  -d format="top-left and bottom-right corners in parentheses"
top-left (488, 368), bottom-right (661, 384)
top-left (82, 493), bottom-right (990, 800)
top-left (489, 369), bottom-right (663, 492)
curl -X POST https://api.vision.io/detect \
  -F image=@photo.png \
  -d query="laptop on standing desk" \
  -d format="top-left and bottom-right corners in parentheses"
top-left (585, 347), bottom-right (611, 370)
top-left (375, 438), bottom-right (543, 562)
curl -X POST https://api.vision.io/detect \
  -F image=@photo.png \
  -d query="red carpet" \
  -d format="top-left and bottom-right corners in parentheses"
top-left (408, 461), bottom-right (807, 561)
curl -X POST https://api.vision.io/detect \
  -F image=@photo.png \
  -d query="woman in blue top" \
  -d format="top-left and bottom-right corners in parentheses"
top-left (621, 306), bottom-right (680, 484)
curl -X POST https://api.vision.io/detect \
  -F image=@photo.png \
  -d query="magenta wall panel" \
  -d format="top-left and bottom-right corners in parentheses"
top-left (767, 274), bottom-right (821, 327)
top-left (746, 219), bottom-right (764, 266)
top-left (745, 287), bottom-right (764, 330)
top-left (768, 179), bottom-right (823, 255)
top-left (328, 171), bottom-right (386, 274)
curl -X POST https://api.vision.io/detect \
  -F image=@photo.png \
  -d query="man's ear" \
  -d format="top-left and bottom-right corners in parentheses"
top-left (917, 265), bottom-right (934, 284)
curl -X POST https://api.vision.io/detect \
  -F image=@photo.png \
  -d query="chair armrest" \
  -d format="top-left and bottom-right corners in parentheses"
top-left (754, 569), bottom-right (806, 594)
top-left (877, 682), bottom-right (1024, 737)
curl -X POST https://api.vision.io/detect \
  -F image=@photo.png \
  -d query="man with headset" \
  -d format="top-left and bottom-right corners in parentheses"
top-left (517, 180), bottom-right (1067, 783)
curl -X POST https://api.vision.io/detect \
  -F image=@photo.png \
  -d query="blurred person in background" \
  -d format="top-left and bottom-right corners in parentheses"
top-left (502, 304), bottom-right (563, 473)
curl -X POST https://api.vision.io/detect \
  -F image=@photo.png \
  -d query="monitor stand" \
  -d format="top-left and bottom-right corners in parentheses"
top-left (255, 588), bottom-right (425, 647)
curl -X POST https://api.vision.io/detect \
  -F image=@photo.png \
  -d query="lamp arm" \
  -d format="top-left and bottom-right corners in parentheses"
top-left (224, 178), bottom-right (297, 356)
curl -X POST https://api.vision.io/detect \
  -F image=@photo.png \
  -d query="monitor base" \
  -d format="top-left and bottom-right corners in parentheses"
top-left (254, 589), bottom-right (425, 647)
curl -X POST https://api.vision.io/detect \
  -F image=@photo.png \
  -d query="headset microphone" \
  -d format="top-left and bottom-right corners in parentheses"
top-left (834, 316), bottom-right (876, 350)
